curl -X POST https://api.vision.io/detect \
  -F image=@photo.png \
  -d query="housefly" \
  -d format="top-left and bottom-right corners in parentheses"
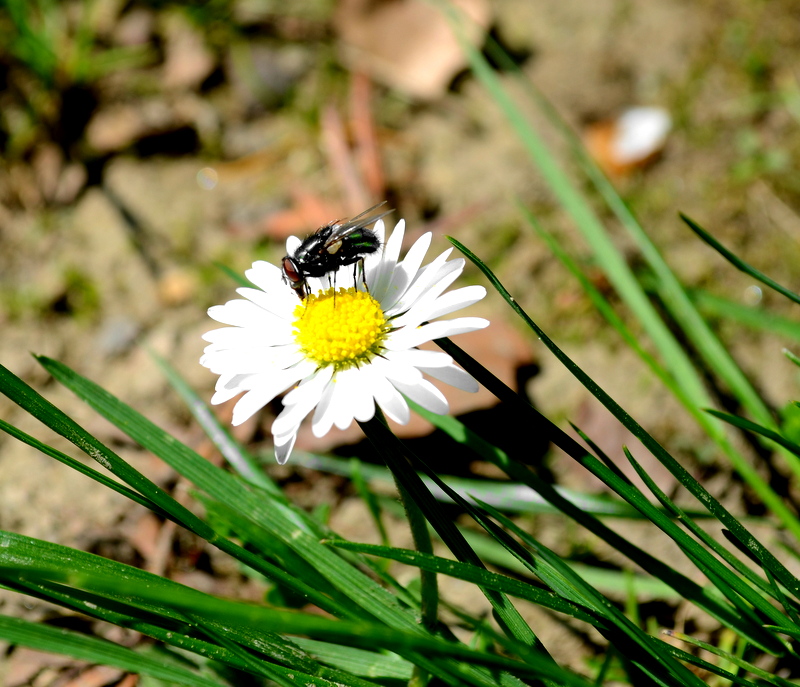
top-left (281, 202), bottom-right (392, 300)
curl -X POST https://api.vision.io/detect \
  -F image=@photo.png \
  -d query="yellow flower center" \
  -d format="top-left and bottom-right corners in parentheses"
top-left (293, 287), bottom-right (388, 369)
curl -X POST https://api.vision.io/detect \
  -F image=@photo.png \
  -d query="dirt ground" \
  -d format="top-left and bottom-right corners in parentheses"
top-left (1, 0), bottom-right (800, 683)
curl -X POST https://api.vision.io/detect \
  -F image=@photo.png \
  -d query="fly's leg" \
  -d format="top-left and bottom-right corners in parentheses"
top-left (355, 259), bottom-right (369, 293)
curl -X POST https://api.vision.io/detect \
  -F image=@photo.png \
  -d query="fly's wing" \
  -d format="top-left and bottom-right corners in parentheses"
top-left (326, 202), bottom-right (393, 243)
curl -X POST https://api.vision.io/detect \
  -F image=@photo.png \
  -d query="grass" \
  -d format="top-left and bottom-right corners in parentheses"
top-left (1, 2), bottom-right (800, 686)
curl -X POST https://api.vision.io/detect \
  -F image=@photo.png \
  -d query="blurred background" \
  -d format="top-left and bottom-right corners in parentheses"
top-left (2, 0), bottom-right (800, 682)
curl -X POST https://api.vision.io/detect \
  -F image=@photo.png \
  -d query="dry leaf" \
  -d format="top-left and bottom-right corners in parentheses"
top-left (335, 0), bottom-right (491, 100)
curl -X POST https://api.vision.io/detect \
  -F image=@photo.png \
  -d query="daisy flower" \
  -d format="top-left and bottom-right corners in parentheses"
top-left (201, 215), bottom-right (488, 464)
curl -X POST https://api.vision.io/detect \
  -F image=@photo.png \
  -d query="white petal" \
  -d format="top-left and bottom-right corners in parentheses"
top-left (285, 235), bottom-right (301, 254)
top-left (399, 232), bottom-right (434, 277)
top-left (381, 232), bottom-right (433, 312)
top-left (211, 379), bottom-right (249, 405)
top-left (329, 370), bottom-right (360, 431)
top-left (392, 377), bottom-right (449, 415)
top-left (360, 364), bottom-right (410, 424)
top-left (310, 378), bottom-right (338, 437)
top-left (237, 287), bottom-right (296, 319)
top-left (372, 218), bottom-right (386, 246)
top-left (395, 284), bottom-right (486, 328)
top-left (305, 275), bottom-right (331, 295)
top-left (274, 430), bottom-right (297, 465)
top-left (272, 367), bottom-right (333, 436)
top-left (387, 248), bottom-right (456, 315)
top-left (370, 355), bottom-right (424, 385)
top-left (207, 300), bottom-right (274, 328)
top-left (370, 220), bottom-right (405, 300)
top-left (210, 371), bottom-right (266, 404)
top-left (310, 368), bottom-right (371, 434)
top-left (201, 328), bottom-right (295, 354)
top-left (281, 365), bottom-right (333, 405)
top-left (386, 317), bottom-right (489, 350)
top-left (385, 349), bottom-right (453, 368)
top-left (418, 363), bottom-right (479, 392)
top-left (232, 385), bottom-right (279, 426)
top-left (360, 220), bottom-right (387, 290)
top-left (244, 260), bottom-right (283, 292)
top-left (388, 259), bottom-right (464, 321)
top-left (202, 326), bottom-right (255, 347)
top-left (338, 368), bottom-right (375, 424)
top-left (226, 364), bottom-right (312, 425)
top-left (388, 260), bottom-right (463, 326)
top-left (202, 346), bottom-right (304, 376)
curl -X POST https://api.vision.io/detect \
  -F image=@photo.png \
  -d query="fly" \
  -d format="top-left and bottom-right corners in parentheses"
top-left (282, 201), bottom-right (392, 300)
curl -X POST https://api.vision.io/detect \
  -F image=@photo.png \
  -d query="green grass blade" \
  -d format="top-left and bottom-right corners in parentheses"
top-left (0, 416), bottom-right (157, 511)
top-left (2, 575), bottom-right (312, 679)
top-left (467, 500), bottom-right (708, 687)
top-left (0, 536), bottom-right (487, 685)
top-left (348, 458), bottom-right (390, 547)
top-left (665, 630), bottom-right (796, 687)
top-left (300, 450), bottom-right (654, 518)
top-left (764, 566), bottom-right (800, 628)
top-left (290, 638), bottom-right (412, 680)
top-left (0, 531), bottom-right (332, 674)
top-left (784, 349), bottom-right (800, 367)
top-left (0, 560), bottom-right (594, 687)
top-left (690, 289), bottom-right (800, 341)
top-left (0, 361), bottom-right (216, 540)
top-left (487, 33), bottom-right (777, 436)
top-left (457, 37), bottom-right (714, 414)
top-left (764, 625), bottom-right (800, 642)
top-left (194, 493), bottom-right (356, 606)
top-left (660, 640), bottom-right (771, 687)
top-left (30, 359), bottom-right (531, 686)
top-left (183, 616), bottom-right (335, 687)
top-left (520, 204), bottom-right (702, 418)
top-left (449, 237), bottom-right (800, 542)
top-left (707, 408), bottom-right (800, 459)
top-left (432, 452), bottom-right (771, 668)
top-left (458, 528), bottom-right (675, 599)
top-left (152, 351), bottom-right (283, 496)
top-left (682, 213), bottom-right (800, 306)
top-left (329, 541), bottom-right (600, 624)
top-left (5, 575), bottom-right (387, 687)
top-left (2, 359), bottom-right (356, 619)
top-left (358, 416), bottom-right (544, 652)
top-left (214, 261), bottom-right (250, 287)
top-left (461, 33), bottom-right (795, 490)
top-left (0, 615), bottom-right (227, 687)
top-left (623, 447), bottom-right (785, 602)
top-left (34, 356), bottom-right (414, 625)
top-left (430, 339), bottom-right (767, 634)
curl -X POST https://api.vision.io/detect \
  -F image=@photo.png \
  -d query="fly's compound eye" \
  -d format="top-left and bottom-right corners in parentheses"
top-left (282, 257), bottom-right (302, 284)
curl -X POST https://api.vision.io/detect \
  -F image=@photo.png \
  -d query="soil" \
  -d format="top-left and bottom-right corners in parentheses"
top-left (2, 0), bottom-right (800, 683)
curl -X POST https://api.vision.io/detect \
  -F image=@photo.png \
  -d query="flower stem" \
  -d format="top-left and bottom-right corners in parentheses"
top-left (359, 412), bottom-right (437, 687)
